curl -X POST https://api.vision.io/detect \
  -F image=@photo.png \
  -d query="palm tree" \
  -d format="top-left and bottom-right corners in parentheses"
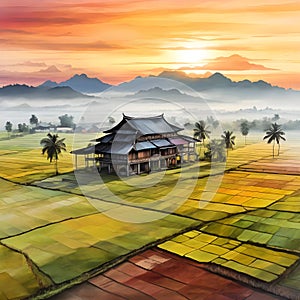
top-left (194, 120), bottom-right (211, 158)
top-left (263, 123), bottom-right (286, 157)
top-left (40, 133), bottom-right (67, 175)
top-left (221, 130), bottom-right (236, 156)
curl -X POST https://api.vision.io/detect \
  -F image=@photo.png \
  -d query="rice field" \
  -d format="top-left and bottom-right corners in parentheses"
top-left (0, 131), bottom-right (299, 299)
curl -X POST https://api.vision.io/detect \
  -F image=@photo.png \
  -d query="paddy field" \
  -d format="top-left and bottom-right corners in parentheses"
top-left (0, 131), bottom-right (299, 299)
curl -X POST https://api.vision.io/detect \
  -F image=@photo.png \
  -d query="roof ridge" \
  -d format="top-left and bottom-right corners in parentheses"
top-left (122, 113), bottom-right (164, 120)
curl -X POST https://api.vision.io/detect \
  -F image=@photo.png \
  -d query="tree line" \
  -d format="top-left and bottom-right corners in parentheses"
top-left (193, 117), bottom-right (286, 161)
top-left (3, 114), bottom-right (75, 138)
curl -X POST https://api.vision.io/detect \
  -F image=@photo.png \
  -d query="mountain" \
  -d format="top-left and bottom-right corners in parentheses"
top-left (104, 71), bottom-right (300, 110)
top-left (107, 75), bottom-right (193, 95)
top-left (133, 86), bottom-right (189, 97)
top-left (41, 80), bottom-right (58, 88)
top-left (130, 87), bottom-right (212, 102)
top-left (157, 71), bottom-right (282, 92)
top-left (155, 71), bottom-right (300, 105)
top-left (40, 73), bottom-right (112, 94)
top-left (5, 103), bottom-right (32, 111)
top-left (0, 84), bottom-right (92, 99)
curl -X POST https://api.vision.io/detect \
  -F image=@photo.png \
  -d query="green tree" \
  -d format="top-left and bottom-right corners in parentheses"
top-left (193, 120), bottom-right (211, 158)
top-left (240, 120), bottom-right (250, 145)
top-left (272, 114), bottom-right (280, 122)
top-left (221, 130), bottom-right (236, 156)
top-left (205, 139), bottom-right (226, 162)
top-left (206, 116), bottom-right (219, 130)
top-left (29, 114), bottom-right (39, 127)
top-left (5, 121), bottom-right (12, 138)
top-left (59, 114), bottom-right (74, 128)
top-left (18, 124), bottom-right (22, 133)
top-left (263, 123), bottom-right (286, 157)
top-left (40, 133), bottom-right (67, 175)
top-left (18, 123), bottom-right (29, 133)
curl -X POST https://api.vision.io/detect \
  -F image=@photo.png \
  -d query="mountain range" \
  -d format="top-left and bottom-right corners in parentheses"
top-left (0, 72), bottom-right (299, 102)
top-left (40, 73), bottom-right (111, 93)
top-left (0, 84), bottom-right (92, 99)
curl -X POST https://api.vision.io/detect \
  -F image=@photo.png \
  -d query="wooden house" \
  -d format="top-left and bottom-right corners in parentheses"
top-left (72, 114), bottom-right (198, 176)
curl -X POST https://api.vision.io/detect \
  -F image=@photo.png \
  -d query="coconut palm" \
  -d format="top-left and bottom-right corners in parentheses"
top-left (263, 123), bottom-right (286, 157)
top-left (221, 130), bottom-right (236, 156)
top-left (194, 120), bottom-right (211, 158)
top-left (40, 133), bottom-right (67, 175)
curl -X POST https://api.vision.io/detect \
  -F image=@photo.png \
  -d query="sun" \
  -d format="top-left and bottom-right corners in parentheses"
top-left (176, 48), bottom-right (208, 64)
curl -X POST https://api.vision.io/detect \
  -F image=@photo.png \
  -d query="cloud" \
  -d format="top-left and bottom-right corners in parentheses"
top-left (0, 64), bottom-right (86, 86)
top-left (17, 61), bottom-right (48, 68)
top-left (1, 39), bottom-right (124, 51)
top-left (178, 54), bottom-right (278, 71)
top-left (0, 29), bottom-right (33, 35)
top-left (38, 65), bottom-right (62, 73)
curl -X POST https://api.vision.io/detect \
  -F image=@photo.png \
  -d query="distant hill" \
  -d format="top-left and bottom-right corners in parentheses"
top-left (108, 75), bottom-right (193, 95)
top-left (40, 73), bottom-right (112, 94)
top-left (4, 103), bottom-right (32, 111)
top-left (130, 87), bottom-right (216, 102)
top-left (157, 71), bottom-right (279, 91)
top-left (110, 71), bottom-right (292, 97)
top-left (0, 84), bottom-right (92, 99)
top-left (133, 87), bottom-right (189, 98)
top-left (140, 71), bottom-right (300, 103)
top-left (3, 72), bottom-right (300, 109)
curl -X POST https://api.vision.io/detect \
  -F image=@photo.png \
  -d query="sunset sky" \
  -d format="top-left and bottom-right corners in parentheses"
top-left (1, 0), bottom-right (300, 89)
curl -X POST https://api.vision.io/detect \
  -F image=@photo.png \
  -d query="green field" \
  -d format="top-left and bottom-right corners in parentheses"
top-left (0, 131), bottom-right (299, 299)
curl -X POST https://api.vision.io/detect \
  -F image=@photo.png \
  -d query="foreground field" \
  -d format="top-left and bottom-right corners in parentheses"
top-left (0, 132), bottom-right (299, 299)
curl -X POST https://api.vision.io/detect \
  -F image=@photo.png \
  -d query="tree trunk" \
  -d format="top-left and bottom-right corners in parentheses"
top-left (278, 143), bottom-right (280, 156)
top-left (55, 159), bottom-right (58, 175)
top-left (245, 136), bottom-right (247, 145)
top-left (272, 141), bottom-right (275, 158)
top-left (199, 144), bottom-right (202, 159)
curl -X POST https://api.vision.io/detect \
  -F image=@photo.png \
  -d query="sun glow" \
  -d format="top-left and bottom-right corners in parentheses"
top-left (176, 48), bottom-right (209, 64)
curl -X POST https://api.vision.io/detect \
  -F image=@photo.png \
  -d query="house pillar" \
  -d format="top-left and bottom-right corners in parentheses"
top-left (137, 163), bottom-right (140, 174)
top-left (192, 142), bottom-right (196, 161)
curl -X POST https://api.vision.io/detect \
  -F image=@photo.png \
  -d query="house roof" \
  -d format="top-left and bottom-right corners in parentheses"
top-left (150, 139), bottom-right (175, 148)
top-left (104, 114), bottom-right (183, 135)
top-left (95, 142), bottom-right (133, 155)
top-left (134, 141), bottom-right (157, 151)
top-left (71, 145), bottom-right (95, 155)
top-left (71, 115), bottom-right (197, 157)
top-left (169, 137), bottom-right (189, 145)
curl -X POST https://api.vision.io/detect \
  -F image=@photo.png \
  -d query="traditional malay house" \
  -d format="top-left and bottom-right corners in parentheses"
top-left (72, 114), bottom-right (198, 176)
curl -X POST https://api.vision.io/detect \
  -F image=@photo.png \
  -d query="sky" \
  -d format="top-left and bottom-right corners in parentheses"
top-left (1, 0), bottom-right (300, 89)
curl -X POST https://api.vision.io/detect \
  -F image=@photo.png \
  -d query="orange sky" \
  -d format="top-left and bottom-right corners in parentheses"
top-left (0, 0), bottom-right (300, 89)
